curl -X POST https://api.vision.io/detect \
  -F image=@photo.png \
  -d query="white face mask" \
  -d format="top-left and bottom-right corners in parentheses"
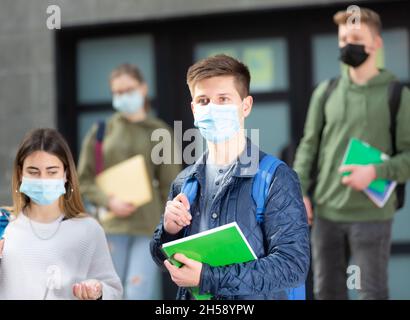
top-left (112, 90), bottom-right (144, 114)
top-left (193, 102), bottom-right (241, 143)
top-left (19, 177), bottom-right (66, 206)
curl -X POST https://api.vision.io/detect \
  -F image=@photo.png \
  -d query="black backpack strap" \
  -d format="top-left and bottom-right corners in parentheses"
top-left (308, 77), bottom-right (340, 196)
top-left (388, 81), bottom-right (404, 155)
top-left (388, 81), bottom-right (406, 210)
top-left (318, 77), bottom-right (340, 138)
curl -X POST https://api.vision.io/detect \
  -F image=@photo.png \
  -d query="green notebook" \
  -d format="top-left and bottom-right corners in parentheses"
top-left (341, 138), bottom-right (390, 193)
top-left (161, 222), bottom-right (257, 300)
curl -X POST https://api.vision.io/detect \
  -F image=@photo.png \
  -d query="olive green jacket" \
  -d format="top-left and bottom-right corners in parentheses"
top-left (77, 113), bottom-right (181, 235)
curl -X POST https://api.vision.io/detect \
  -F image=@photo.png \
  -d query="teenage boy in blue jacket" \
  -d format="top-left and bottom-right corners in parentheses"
top-left (150, 54), bottom-right (310, 300)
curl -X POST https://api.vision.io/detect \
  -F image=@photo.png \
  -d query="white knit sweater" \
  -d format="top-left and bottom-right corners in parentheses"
top-left (0, 213), bottom-right (123, 300)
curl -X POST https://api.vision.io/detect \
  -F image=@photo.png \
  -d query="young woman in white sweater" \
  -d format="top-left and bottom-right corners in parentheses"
top-left (0, 128), bottom-right (123, 300)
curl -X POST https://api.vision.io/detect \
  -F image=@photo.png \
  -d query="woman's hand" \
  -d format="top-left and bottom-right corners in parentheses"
top-left (108, 196), bottom-right (137, 218)
top-left (73, 279), bottom-right (102, 300)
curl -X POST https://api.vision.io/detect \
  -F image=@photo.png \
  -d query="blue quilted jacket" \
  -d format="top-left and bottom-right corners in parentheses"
top-left (150, 140), bottom-right (310, 300)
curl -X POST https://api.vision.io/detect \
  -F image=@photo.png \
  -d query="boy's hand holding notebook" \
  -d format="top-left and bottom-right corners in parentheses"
top-left (340, 138), bottom-right (396, 208)
top-left (162, 222), bottom-right (256, 300)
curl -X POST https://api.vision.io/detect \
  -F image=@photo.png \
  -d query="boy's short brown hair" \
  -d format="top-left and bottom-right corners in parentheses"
top-left (333, 7), bottom-right (382, 35)
top-left (187, 54), bottom-right (251, 99)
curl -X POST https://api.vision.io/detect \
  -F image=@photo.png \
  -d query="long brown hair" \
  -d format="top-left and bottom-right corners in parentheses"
top-left (12, 128), bottom-right (86, 219)
top-left (110, 63), bottom-right (150, 112)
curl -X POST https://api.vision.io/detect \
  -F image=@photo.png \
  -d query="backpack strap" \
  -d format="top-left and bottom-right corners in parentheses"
top-left (286, 285), bottom-right (307, 300)
top-left (252, 154), bottom-right (284, 224)
top-left (180, 176), bottom-right (199, 237)
top-left (181, 177), bottom-right (199, 205)
top-left (95, 121), bottom-right (106, 175)
top-left (251, 154), bottom-right (306, 300)
top-left (388, 81), bottom-right (406, 210)
top-left (388, 81), bottom-right (404, 155)
top-left (318, 77), bottom-right (340, 141)
top-left (308, 77), bottom-right (340, 196)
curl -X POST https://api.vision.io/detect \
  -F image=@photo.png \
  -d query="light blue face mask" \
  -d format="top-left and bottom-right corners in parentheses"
top-left (193, 102), bottom-right (241, 143)
top-left (112, 90), bottom-right (144, 114)
top-left (19, 177), bottom-right (66, 206)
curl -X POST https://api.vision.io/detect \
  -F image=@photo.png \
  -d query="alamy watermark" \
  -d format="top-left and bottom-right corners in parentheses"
top-left (43, 264), bottom-right (62, 299)
top-left (347, 264), bottom-right (361, 290)
top-left (46, 5), bottom-right (61, 30)
top-left (346, 5), bottom-right (361, 30)
top-left (150, 122), bottom-right (261, 174)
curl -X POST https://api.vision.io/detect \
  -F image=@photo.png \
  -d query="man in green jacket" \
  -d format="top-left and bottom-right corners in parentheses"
top-left (293, 7), bottom-right (410, 299)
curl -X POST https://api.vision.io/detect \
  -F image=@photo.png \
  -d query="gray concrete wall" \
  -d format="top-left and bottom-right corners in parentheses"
top-left (0, 0), bottom-right (348, 204)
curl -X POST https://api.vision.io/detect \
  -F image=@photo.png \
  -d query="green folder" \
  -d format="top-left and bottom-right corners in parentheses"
top-left (161, 222), bottom-right (257, 300)
top-left (341, 138), bottom-right (390, 193)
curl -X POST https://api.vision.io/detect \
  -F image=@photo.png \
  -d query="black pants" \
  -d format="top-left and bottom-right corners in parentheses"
top-left (311, 217), bottom-right (392, 300)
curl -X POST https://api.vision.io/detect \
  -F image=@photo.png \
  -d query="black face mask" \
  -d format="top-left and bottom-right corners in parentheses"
top-left (339, 44), bottom-right (369, 68)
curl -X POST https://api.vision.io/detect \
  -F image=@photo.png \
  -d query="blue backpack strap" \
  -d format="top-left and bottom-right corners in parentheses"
top-left (0, 208), bottom-right (11, 240)
top-left (252, 154), bottom-right (284, 224)
top-left (180, 176), bottom-right (199, 237)
top-left (286, 284), bottom-right (306, 300)
top-left (181, 177), bottom-right (199, 206)
top-left (252, 154), bottom-right (306, 300)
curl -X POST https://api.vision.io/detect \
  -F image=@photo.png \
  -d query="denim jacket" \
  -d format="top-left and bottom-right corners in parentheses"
top-left (150, 139), bottom-right (310, 300)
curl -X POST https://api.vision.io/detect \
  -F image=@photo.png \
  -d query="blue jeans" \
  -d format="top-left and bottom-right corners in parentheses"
top-left (107, 234), bottom-right (162, 300)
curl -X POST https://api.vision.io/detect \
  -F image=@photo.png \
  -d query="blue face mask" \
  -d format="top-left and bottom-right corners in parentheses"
top-left (19, 177), bottom-right (66, 206)
top-left (112, 90), bottom-right (144, 114)
top-left (193, 102), bottom-right (241, 143)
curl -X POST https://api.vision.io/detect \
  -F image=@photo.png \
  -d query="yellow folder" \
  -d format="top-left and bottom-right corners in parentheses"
top-left (95, 155), bottom-right (153, 209)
